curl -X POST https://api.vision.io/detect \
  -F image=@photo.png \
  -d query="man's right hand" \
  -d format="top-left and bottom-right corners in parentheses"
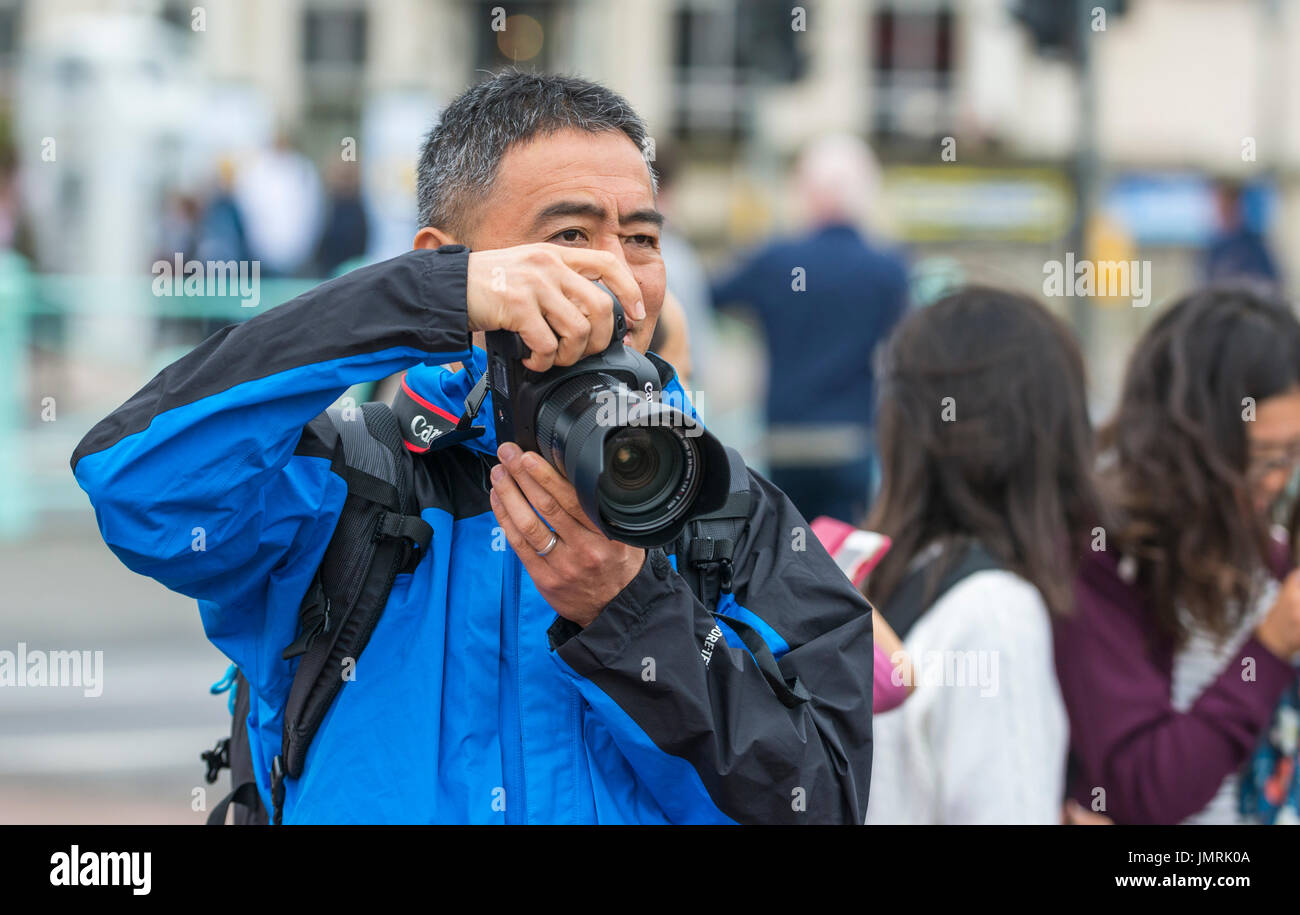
top-left (1256, 567), bottom-right (1300, 660)
top-left (466, 244), bottom-right (645, 373)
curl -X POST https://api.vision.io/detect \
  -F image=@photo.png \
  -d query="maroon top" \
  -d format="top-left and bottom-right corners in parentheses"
top-left (1054, 546), bottom-right (1298, 824)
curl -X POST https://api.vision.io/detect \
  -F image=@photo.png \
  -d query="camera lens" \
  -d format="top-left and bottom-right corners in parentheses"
top-left (606, 428), bottom-right (664, 492)
top-left (598, 425), bottom-right (692, 523)
top-left (535, 375), bottom-right (726, 547)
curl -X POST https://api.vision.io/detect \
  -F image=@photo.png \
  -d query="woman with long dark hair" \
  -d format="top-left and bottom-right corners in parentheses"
top-left (864, 286), bottom-right (1100, 823)
top-left (1056, 283), bottom-right (1300, 824)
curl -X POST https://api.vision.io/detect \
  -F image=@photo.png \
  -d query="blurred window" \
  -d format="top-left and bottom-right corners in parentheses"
top-left (160, 2), bottom-right (195, 36)
top-left (304, 7), bottom-right (368, 67)
top-left (302, 5), bottom-right (368, 142)
top-left (871, 0), bottom-right (956, 143)
top-left (671, 0), bottom-right (807, 140)
top-left (0, 0), bottom-right (18, 80)
top-left (472, 0), bottom-right (569, 73)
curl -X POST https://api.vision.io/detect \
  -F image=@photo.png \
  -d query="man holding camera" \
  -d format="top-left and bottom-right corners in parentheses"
top-left (72, 72), bottom-right (875, 824)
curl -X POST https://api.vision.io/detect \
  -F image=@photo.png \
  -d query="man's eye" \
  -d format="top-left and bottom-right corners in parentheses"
top-left (552, 229), bottom-right (587, 243)
top-left (628, 234), bottom-right (658, 248)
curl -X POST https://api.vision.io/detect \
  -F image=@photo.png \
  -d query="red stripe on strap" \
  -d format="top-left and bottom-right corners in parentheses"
top-left (400, 376), bottom-right (460, 424)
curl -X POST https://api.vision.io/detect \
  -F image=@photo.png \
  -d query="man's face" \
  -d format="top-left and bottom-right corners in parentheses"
top-left (443, 127), bottom-right (666, 354)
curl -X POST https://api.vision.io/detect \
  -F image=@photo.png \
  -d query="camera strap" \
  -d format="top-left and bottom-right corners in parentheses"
top-left (392, 370), bottom-right (488, 455)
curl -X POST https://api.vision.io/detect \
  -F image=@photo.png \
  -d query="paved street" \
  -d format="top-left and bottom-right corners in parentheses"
top-left (0, 512), bottom-right (234, 824)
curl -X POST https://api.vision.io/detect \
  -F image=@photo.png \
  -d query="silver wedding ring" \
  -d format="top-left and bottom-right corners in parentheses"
top-left (536, 531), bottom-right (559, 557)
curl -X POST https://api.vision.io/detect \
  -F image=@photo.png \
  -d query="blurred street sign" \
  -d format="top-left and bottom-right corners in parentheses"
top-left (1103, 173), bottom-right (1276, 247)
top-left (883, 165), bottom-right (1073, 242)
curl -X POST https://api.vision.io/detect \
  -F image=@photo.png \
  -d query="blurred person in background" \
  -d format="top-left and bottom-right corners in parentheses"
top-left (192, 157), bottom-right (252, 338)
top-left (711, 134), bottom-right (907, 524)
top-left (315, 161), bottom-right (370, 277)
top-left (154, 190), bottom-right (200, 266)
top-left (1202, 181), bottom-right (1280, 288)
top-left (652, 144), bottom-right (716, 395)
top-left (234, 130), bottom-right (325, 278)
top-left (195, 157), bottom-right (251, 266)
top-left (863, 287), bottom-right (1100, 824)
top-left (152, 190), bottom-right (204, 347)
top-left (1056, 285), bottom-right (1300, 824)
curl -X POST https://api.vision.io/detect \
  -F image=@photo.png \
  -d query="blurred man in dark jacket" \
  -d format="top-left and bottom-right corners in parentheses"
top-left (713, 135), bottom-right (907, 524)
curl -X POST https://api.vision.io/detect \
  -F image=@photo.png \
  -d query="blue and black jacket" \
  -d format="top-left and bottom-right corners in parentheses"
top-left (71, 247), bottom-right (876, 824)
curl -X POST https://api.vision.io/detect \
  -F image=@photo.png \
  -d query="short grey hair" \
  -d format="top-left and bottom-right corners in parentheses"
top-left (417, 70), bottom-right (655, 238)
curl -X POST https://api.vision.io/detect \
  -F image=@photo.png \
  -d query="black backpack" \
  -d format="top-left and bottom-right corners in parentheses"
top-left (884, 540), bottom-right (1001, 641)
top-left (202, 395), bottom-right (759, 825)
top-left (203, 400), bottom-right (432, 825)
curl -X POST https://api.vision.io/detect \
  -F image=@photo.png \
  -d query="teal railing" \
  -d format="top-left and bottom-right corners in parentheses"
top-left (0, 252), bottom-right (327, 539)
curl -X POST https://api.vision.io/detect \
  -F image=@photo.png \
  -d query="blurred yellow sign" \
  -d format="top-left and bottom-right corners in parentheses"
top-left (883, 166), bottom-right (1073, 242)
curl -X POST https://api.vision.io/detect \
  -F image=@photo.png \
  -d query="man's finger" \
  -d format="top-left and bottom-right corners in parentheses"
top-left (490, 462), bottom-right (558, 553)
top-left (489, 491), bottom-right (552, 585)
top-left (504, 444), bottom-right (603, 535)
top-left (560, 273), bottom-right (617, 357)
top-left (554, 248), bottom-right (644, 322)
top-left (500, 444), bottom-right (590, 539)
top-left (514, 307), bottom-right (559, 373)
top-left (537, 283), bottom-right (592, 367)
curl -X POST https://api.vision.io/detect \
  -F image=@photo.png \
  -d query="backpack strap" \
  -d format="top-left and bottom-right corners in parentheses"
top-left (887, 541), bottom-right (1001, 641)
top-left (267, 401), bottom-right (432, 825)
top-left (205, 668), bottom-right (268, 825)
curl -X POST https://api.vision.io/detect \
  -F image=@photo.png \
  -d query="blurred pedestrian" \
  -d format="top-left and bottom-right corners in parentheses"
top-left (196, 157), bottom-right (250, 266)
top-left (1056, 284), bottom-right (1300, 824)
top-left (315, 162), bottom-right (369, 277)
top-left (1202, 180), bottom-right (1280, 287)
top-left (863, 287), bottom-right (1100, 824)
top-left (155, 190), bottom-right (200, 266)
top-left (234, 131), bottom-right (325, 277)
top-left (712, 134), bottom-right (907, 524)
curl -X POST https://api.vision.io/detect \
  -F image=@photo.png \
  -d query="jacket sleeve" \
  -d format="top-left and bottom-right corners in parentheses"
top-left (547, 468), bottom-right (875, 824)
top-left (71, 248), bottom-right (472, 644)
top-left (1054, 556), bottom-right (1297, 824)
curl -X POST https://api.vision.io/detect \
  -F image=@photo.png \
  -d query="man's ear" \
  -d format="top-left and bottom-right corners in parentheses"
top-left (413, 226), bottom-right (460, 250)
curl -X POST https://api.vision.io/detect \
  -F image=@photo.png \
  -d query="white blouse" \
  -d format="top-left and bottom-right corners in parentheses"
top-left (865, 568), bottom-right (1068, 824)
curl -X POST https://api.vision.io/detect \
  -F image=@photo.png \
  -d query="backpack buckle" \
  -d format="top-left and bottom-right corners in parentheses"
top-left (282, 595), bottom-right (332, 661)
top-left (201, 736), bottom-right (230, 784)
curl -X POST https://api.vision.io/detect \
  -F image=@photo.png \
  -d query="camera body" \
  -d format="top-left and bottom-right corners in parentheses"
top-left (485, 284), bottom-right (729, 548)
top-left (486, 295), bottom-right (655, 460)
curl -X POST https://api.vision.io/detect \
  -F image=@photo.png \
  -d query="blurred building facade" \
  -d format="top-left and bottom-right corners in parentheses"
top-left (5, 0), bottom-right (1300, 407)
top-left (8, 1), bottom-right (1298, 254)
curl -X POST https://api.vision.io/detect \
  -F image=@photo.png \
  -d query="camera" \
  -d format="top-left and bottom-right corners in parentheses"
top-left (485, 284), bottom-right (730, 547)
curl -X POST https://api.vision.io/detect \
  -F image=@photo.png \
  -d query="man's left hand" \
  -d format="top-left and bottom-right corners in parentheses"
top-left (489, 442), bottom-right (646, 628)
